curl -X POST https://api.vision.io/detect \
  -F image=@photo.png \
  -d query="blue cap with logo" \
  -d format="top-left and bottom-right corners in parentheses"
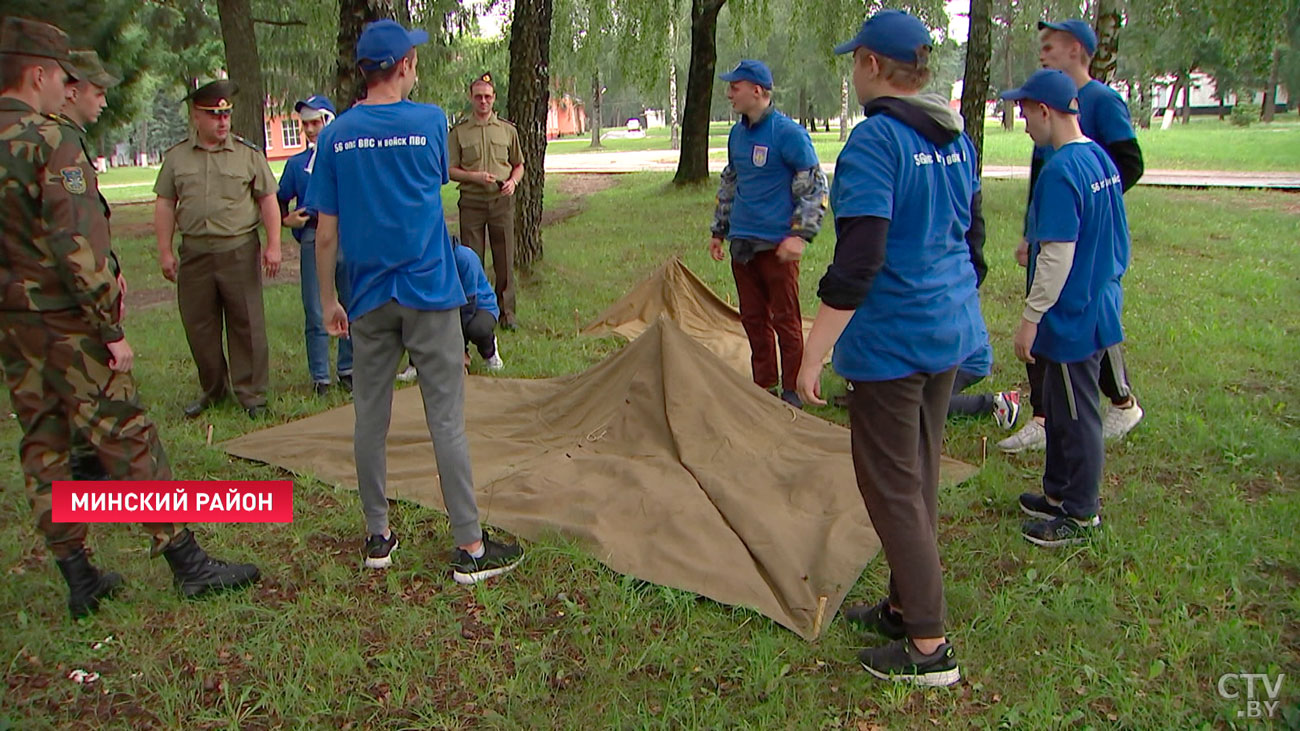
top-left (294, 94), bottom-right (337, 119)
top-left (356, 19), bottom-right (429, 71)
top-left (719, 59), bottom-right (774, 90)
top-left (834, 9), bottom-right (933, 62)
top-left (1038, 19), bottom-right (1098, 56)
top-left (999, 69), bottom-right (1080, 115)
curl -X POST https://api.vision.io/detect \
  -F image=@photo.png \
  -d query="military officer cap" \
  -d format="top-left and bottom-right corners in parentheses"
top-left (69, 50), bottom-right (120, 89)
top-left (471, 71), bottom-right (494, 90)
top-left (185, 79), bottom-right (238, 113)
top-left (0, 17), bottom-right (82, 81)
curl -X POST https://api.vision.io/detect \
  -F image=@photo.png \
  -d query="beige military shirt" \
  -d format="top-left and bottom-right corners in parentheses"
top-left (153, 133), bottom-right (275, 251)
top-left (447, 113), bottom-right (523, 200)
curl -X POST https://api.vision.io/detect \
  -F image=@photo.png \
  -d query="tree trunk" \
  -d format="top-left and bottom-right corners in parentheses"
top-left (960, 0), bottom-right (992, 176)
top-left (669, 19), bottom-right (681, 150)
top-left (1001, 36), bottom-right (1015, 131)
top-left (798, 86), bottom-right (808, 129)
top-left (507, 0), bottom-right (553, 271)
top-left (673, 0), bottom-right (725, 186)
top-left (838, 75), bottom-right (849, 141)
top-left (335, 0), bottom-right (396, 109)
top-left (1089, 0), bottom-right (1121, 84)
top-left (1137, 79), bottom-right (1151, 128)
top-left (1261, 46), bottom-right (1281, 122)
top-left (1180, 72), bottom-right (1191, 124)
top-left (215, 0), bottom-right (266, 149)
top-left (589, 71), bottom-right (603, 148)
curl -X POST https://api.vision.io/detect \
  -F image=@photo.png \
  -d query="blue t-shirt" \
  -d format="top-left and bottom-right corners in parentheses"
top-left (960, 340), bottom-right (993, 378)
top-left (454, 245), bottom-right (498, 318)
top-left (726, 108), bottom-right (820, 243)
top-left (276, 147), bottom-right (314, 243)
top-left (1034, 79), bottom-right (1136, 167)
top-left (829, 114), bottom-right (988, 382)
top-left (306, 100), bottom-right (465, 321)
top-left (1026, 140), bottom-right (1129, 363)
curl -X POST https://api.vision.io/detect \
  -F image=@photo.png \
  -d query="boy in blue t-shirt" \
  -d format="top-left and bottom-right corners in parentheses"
top-left (396, 237), bottom-right (502, 380)
top-left (709, 59), bottom-right (827, 409)
top-left (999, 18), bottom-right (1145, 454)
top-left (276, 94), bottom-right (354, 395)
top-left (1000, 69), bottom-right (1129, 548)
top-left (796, 10), bottom-right (988, 688)
top-left (305, 20), bottom-right (521, 583)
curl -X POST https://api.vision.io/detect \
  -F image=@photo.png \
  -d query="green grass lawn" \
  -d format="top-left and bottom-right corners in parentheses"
top-left (2, 174), bottom-right (1297, 728)
top-left (552, 114), bottom-right (1300, 173)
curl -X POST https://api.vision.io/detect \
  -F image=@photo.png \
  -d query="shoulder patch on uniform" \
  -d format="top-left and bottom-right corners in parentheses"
top-left (497, 117), bottom-right (516, 128)
top-left (59, 167), bottom-right (87, 195)
top-left (165, 139), bottom-right (188, 152)
top-left (234, 134), bottom-right (262, 151)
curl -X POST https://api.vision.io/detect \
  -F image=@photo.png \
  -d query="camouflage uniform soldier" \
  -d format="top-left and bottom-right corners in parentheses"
top-left (0, 18), bottom-right (260, 620)
top-left (153, 79), bottom-right (282, 420)
top-left (56, 49), bottom-right (121, 482)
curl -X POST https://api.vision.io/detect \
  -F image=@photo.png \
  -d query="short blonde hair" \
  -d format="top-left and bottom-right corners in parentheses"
top-left (859, 46), bottom-right (932, 92)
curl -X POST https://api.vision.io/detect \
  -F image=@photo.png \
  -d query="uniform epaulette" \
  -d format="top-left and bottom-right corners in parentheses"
top-left (165, 138), bottom-right (188, 153)
top-left (498, 117), bottom-right (516, 127)
top-left (234, 134), bottom-right (262, 151)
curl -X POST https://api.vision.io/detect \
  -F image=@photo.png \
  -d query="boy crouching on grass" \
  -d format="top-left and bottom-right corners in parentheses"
top-left (1002, 69), bottom-right (1130, 547)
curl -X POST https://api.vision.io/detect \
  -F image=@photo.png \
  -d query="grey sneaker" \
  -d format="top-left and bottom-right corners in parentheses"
top-left (1102, 398), bottom-right (1144, 440)
top-left (997, 418), bottom-right (1046, 453)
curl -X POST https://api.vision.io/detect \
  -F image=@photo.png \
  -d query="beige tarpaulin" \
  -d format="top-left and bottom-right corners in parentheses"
top-left (224, 319), bottom-right (978, 640)
top-left (582, 256), bottom-right (826, 379)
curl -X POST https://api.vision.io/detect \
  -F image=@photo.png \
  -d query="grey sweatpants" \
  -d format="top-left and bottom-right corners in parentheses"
top-left (350, 301), bottom-right (482, 546)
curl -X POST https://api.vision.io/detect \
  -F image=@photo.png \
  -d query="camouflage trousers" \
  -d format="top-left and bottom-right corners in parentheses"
top-left (0, 310), bottom-right (182, 559)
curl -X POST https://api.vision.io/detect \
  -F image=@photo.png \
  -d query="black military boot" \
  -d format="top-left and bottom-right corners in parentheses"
top-left (56, 549), bottom-right (124, 619)
top-left (161, 530), bottom-right (261, 598)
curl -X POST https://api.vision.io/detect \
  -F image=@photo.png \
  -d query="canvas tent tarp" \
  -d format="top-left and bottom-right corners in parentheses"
top-left (581, 256), bottom-right (825, 379)
top-left (224, 319), bottom-right (978, 640)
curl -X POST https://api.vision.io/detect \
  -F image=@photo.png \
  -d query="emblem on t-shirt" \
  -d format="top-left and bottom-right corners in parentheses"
top-left (752, 145), bottom-right (768, 167)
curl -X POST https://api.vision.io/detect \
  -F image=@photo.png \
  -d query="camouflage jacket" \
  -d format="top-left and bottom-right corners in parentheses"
top-left (0, 97), bottom-right (122, 342)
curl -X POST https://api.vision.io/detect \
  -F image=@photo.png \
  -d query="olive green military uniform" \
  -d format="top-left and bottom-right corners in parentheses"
top-left (448, 112), bottom-right (523, 322)
top-left (0, 52), bottom-right (180, 559)
top-left (154, 133), bottom-right (276, 409)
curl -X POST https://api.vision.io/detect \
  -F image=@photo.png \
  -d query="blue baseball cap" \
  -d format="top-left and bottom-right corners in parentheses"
top-left (834, 9), bottom-right (933, 62)
top-left (1000, 69), bottom-right (1080, 114)
top-left (356, 19), bottom-right (428, 71)
top-left (1038, 19), bottom-right (1098, 56)
top-left (719, 59), bottom-right (773, 89)
top-left (294, 94), bottom-right (336, 119)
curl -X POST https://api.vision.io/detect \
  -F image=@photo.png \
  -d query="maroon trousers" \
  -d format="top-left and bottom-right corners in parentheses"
top-left (731, 250), bottom-right (803, 392)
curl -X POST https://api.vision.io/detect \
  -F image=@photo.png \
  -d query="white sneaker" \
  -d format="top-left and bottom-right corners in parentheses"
top-left (997, 418), bottom-right (1046, 453)
top-left (486, 338), bottom-right (504, 371)
top-left (992, 391), bottom-right (1021, 430)
top-left (1102, 397), bottom-right (1144, 441)
top-left (397, 365), bottom-right (417, 382)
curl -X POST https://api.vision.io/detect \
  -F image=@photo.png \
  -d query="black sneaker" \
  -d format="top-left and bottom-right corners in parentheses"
top-left (858, 638), bottom-right (961, 687)
top-left (1021, 515), bottom-right (1100, 548)
top-left (313, 382), bottom-right (330, 396)
top-left (843, 597), bottom-right (907, 640)
top-left (364, 532), bottom-right (398, 569)
top-left (451, 534), bottom-right (523, 585)
top-left (1018, 492), bottom-right (1067, 521)
top-left (779, 389), bottom-right (803, 410)
top-left (338, 374), bottom-right (353, 393)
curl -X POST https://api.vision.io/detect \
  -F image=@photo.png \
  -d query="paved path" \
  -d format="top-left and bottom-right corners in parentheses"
top-left (545, 149), bottom-right (1300, 190)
